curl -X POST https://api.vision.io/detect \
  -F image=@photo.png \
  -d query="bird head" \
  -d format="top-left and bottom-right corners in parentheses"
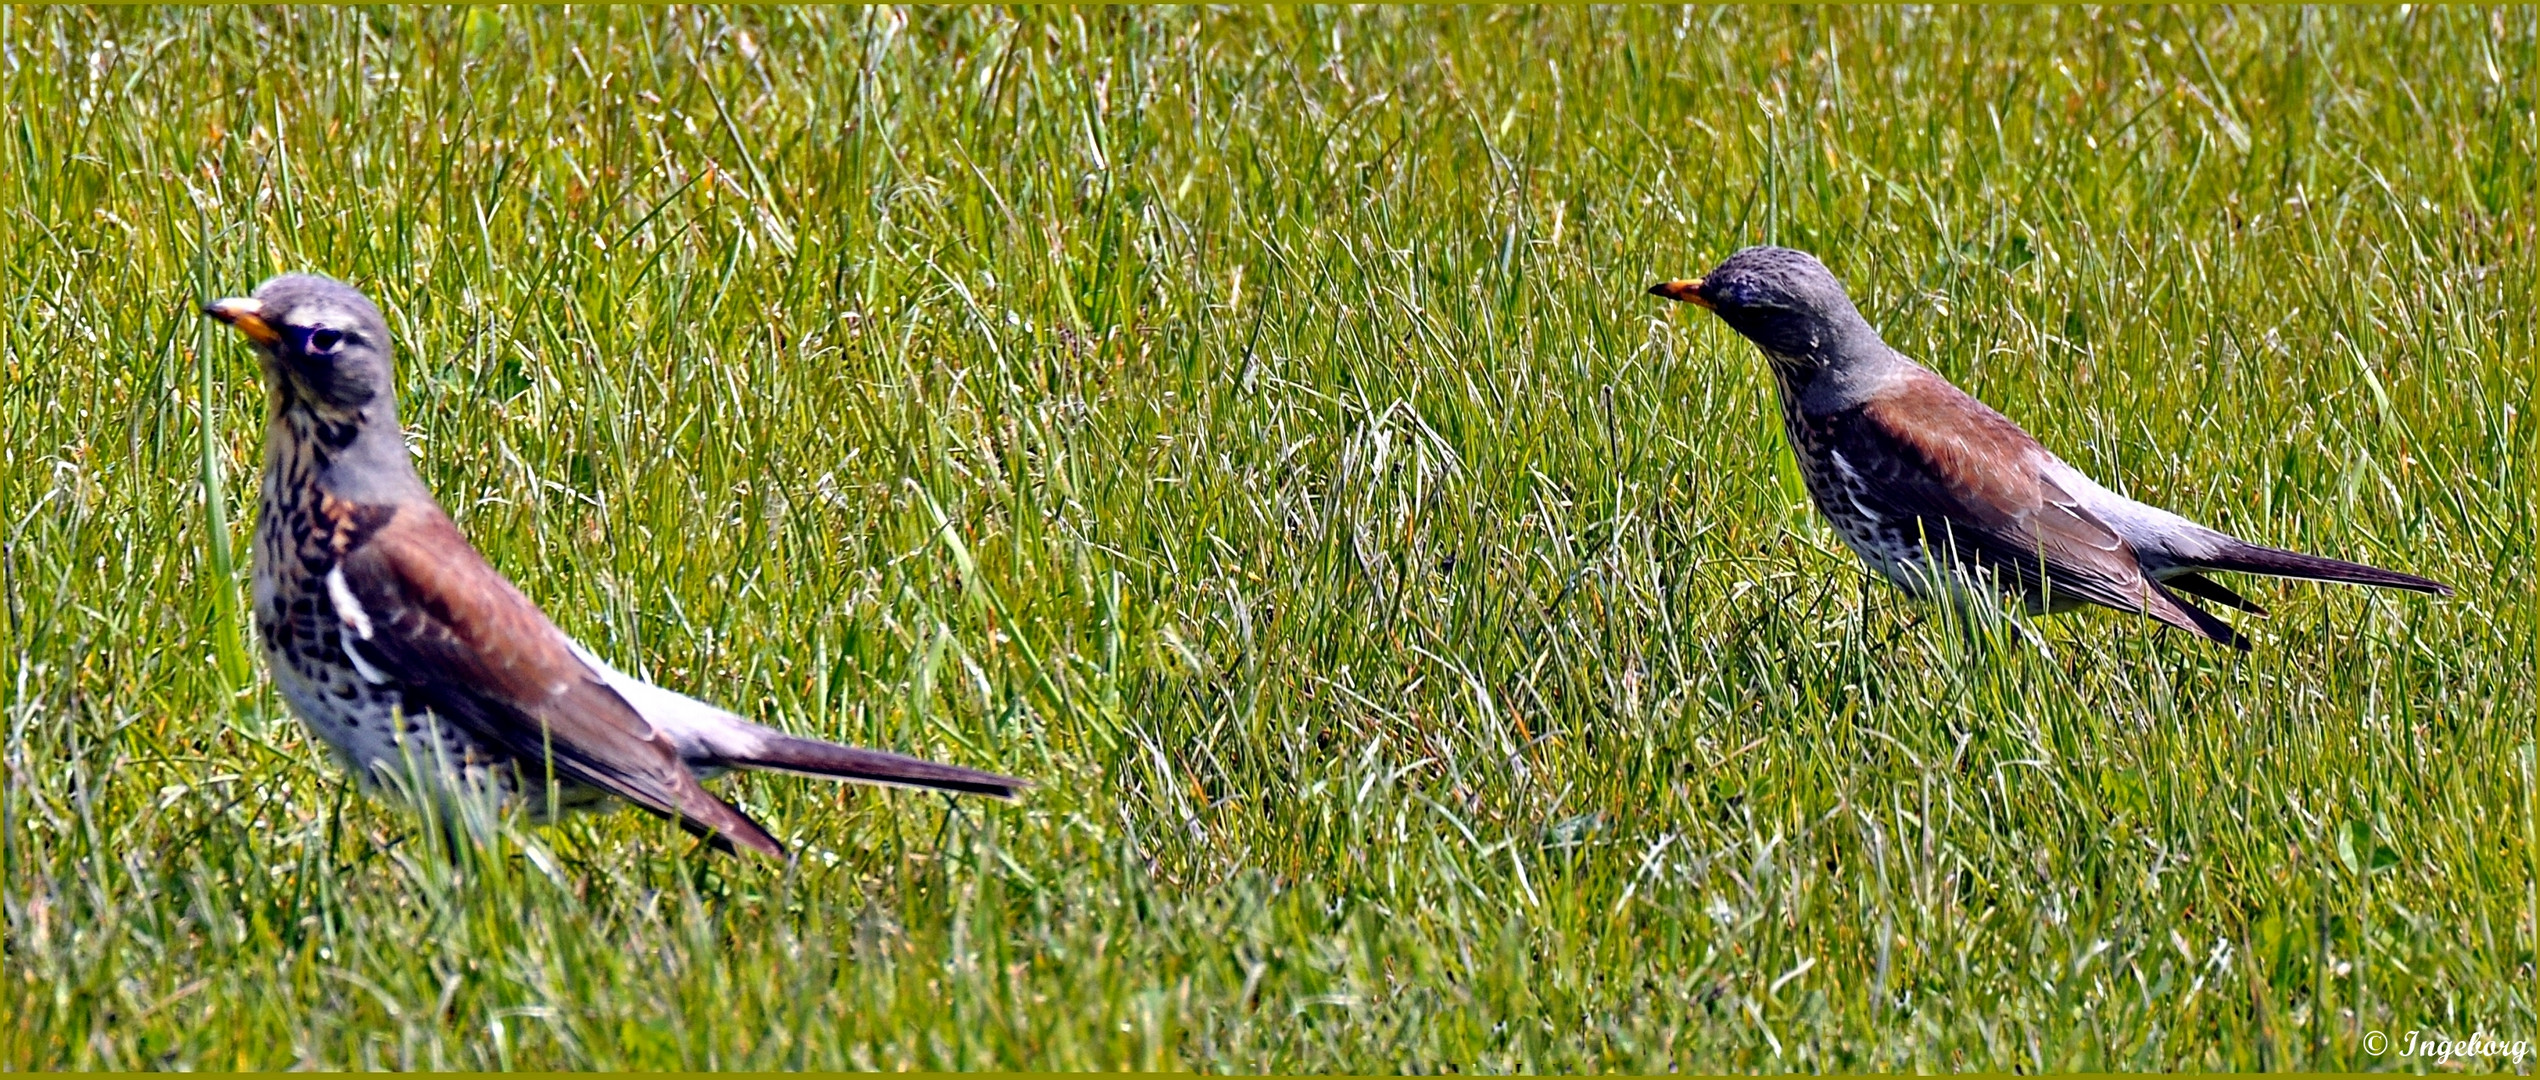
top-left (1649, 246), bottom-right (1874, 366)
top-left (204, 274), bottom-right (396, 415)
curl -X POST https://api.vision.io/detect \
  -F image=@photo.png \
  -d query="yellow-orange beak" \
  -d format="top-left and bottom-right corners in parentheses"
top-left (1647, 278), bottom-right (1711, 308)
top-left (202, 297), bottom-right (281, 348)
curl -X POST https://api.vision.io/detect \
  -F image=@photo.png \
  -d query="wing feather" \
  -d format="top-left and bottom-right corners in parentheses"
top-left (1842, 372), bottom-right (2166, 616)
top-left (332, 506), bottom-right (784, 856)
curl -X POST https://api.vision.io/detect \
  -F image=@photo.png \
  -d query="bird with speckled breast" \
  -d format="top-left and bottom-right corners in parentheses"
top-left (205, 274), bottom-right (1022, 858)
top-left (1648, 246), bottom-right (2450, 649)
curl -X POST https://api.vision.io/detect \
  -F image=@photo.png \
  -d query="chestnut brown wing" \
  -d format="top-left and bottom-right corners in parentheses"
top-left (331, 506), bottom-right (786, 856)
top-left (1838, 371), bottom-right (2240, 645)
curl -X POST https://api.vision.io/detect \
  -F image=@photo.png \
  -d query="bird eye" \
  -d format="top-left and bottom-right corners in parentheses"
top-left (309, 328), bottom-right (343, 352)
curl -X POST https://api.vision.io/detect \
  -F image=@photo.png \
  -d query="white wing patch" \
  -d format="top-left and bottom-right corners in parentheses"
top-left (344, 644), bottom-right (390, 685)
top-left (1829, 451), bottom-right (1886, 524)
top-left (325, 565), bottom-right (374, 639)
top-left (324, 565), bottom-right (391, 684)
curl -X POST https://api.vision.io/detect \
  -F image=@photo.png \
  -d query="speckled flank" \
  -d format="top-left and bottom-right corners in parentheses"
top-left (253, 399), bottom-right (596, 815)
top-left (1766, 359), bottom-right (1949, 598)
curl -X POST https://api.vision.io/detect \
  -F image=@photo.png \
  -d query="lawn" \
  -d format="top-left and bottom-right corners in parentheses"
top-left (2, 5), bottom-right (2533, 1070)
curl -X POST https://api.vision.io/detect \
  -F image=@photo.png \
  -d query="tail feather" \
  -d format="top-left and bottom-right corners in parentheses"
top-left (667, 795), bottom-right (787, 859)
top-left (2195, 540), bottom-right (2451, 596)
top-left (2165, 571), bottom-right (2269, 616)
top-left (2140, 581), bottom-right (2252, 651)
top-left (732, 734), bottom-right (1027, 800)
top-left (641, 778), bottom-right (786, 859)
top-left (561, 637), bottom-right (1028, 805)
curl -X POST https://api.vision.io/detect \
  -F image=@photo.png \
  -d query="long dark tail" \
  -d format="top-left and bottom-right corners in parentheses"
top-left (2194, 540), bottom-right (2453, 596)
top-left (730, 735), bottom-right (1027, 799)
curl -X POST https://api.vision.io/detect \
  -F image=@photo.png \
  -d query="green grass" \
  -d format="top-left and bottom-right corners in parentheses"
top-left (3, 5), bottom-right (2534, 1070)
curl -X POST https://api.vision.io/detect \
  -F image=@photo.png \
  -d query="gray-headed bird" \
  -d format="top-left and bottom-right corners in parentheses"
top-left (1650, 246), bottom-right (2449, 649)
top-left (206, 274), bottom-right (1021, 858)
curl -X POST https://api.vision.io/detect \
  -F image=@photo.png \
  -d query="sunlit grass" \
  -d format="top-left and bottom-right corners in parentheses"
top-left (2, 6), bottom-right (2533, 1070)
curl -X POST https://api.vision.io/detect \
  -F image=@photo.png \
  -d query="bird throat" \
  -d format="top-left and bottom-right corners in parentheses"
top-left (1761, 350), bottom-right (1827, 398)
top-left (260, 369), bottom-right (427, 509)
top-left (258, 408), bottom-right (375, 573)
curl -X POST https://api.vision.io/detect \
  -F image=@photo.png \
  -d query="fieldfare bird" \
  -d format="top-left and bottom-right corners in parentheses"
top-left (1649, 246), bottom-right (2450, 650)
top-left (205, 274), bottom-right (1021, 858)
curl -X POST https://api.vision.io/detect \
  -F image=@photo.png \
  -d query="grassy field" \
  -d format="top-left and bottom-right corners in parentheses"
top-left (3, 6), bottom-right (2534, 1070)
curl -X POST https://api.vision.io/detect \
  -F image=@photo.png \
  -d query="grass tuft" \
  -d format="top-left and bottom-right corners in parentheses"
top-left (2, 7), bottom-right (2533, 1070)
